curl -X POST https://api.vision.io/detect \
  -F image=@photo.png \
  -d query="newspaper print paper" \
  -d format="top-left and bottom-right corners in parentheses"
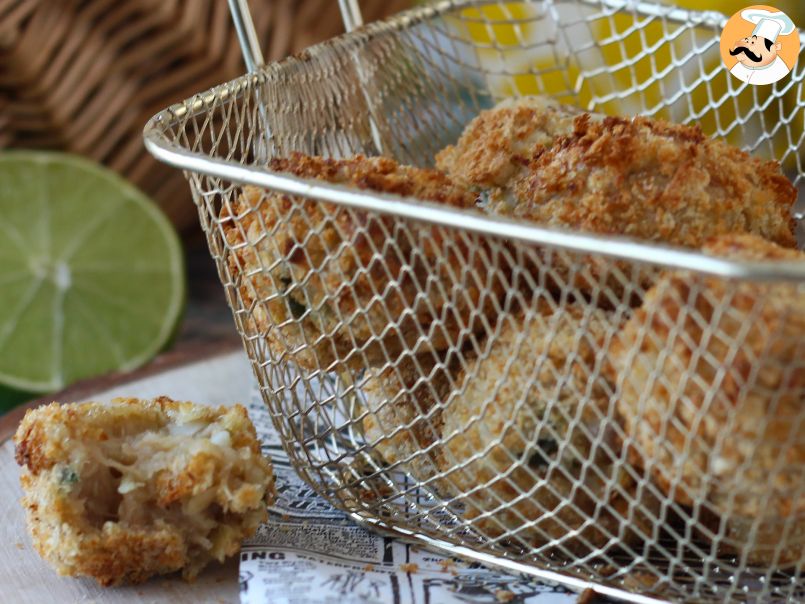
top-left (240, 393), bottom-right (578, 604)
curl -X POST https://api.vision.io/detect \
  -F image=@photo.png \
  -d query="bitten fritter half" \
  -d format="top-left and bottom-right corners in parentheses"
top-left (14, 396), bottom-right (275, 586)
top-left (438, 303), bottom-right (657, 554)
top-left (223, 153), bottom-right (506, 371)
top-left (611, 234), bottom-right (805, 566)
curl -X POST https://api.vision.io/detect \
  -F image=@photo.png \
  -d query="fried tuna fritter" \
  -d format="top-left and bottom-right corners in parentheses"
top-left (224, 153), bottom-right (505, 371)
top-left (435, 96), bottom-right (586, 189)
top-left (15, 397), bottom-right (275, 586)
top-left (438, 305), bottom-right (655, 554)
top-left (611, 235), bottom-right (805, 565)
top-left (361, 350), bottom-right (462, 483)
top-left (438, 100), bottom-right (796, 298)
top-left (496, 115), bottom-right (797, 249)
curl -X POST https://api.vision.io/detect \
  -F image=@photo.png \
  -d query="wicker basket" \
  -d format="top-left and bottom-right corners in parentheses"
top-left (0, 0), bottom-right (410, 233)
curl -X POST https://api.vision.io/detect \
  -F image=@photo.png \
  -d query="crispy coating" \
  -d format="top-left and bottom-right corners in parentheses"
top-left (611, 235), bottom-right (805, 566)
top-left (478, 113), bottom-right (798, 298)
top-left (438, 304), bottom-right (655, 554)
top-left (439, 101), bottom-right (796, 299)
top-left (498, 115), bottom-right (797, 248)
top-left (15, 397), bottom-right (275, 586)
top-left (435, 96), bottom-right (586, 189)
top-left (223, 153), bottom-right (505, 371)
top-left (361, 350), bottom-right (463, 483)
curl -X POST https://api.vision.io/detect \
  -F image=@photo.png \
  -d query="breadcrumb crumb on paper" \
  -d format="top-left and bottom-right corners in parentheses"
top-left (437, 559), bottom-right (456, 572)
top-left (14, 396), bottom-right (275, 587)
top-left (495, 589), bottom-right (516, 603)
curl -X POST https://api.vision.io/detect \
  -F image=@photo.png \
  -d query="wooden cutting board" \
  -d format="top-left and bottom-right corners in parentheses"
top-left (0, 343), bottom-right (254, 604)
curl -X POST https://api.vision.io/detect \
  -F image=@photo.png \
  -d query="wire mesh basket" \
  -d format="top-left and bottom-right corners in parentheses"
top-left (144, 1), bottom-right (805, 601)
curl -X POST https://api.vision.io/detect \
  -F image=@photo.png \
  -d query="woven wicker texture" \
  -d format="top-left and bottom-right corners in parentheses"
top-left (0, 0), bottom-right (411, 232)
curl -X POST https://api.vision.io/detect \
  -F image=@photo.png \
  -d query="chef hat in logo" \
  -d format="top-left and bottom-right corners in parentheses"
top-left (741, 8), bottom-right (796, 43)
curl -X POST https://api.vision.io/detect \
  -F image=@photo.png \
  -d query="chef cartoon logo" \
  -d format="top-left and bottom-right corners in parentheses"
top-left (720, 6), bottom-right (799, 86)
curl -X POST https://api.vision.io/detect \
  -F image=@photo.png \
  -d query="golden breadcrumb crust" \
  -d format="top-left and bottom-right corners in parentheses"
top-left (503, 115), bottom-right (797, 249)
top-left (472, 113), bottom-right (799, 298)
top-left (361, 350), bottom-right (463, 483)
top-left (435, 96), bottom-right (585, 189)
top-left (15, 396), bottom-right (275, 586)
top-left (437, 100), bottom-right (796, 300)
top-left (611, 234), bottom-right (805, 565)
top-left (223, 153), bottom-right (506, 371)
top-left (438, 304), bottom-right (656, 554)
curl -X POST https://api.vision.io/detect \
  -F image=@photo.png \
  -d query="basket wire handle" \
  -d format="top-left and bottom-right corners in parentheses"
top-left (338, 0), bottom-right (365, 32)
top-left (227, 0), bottom-right (265, 72)
top-left (227, 0), bottom-right (365, 72)
top-left (226, 0), bottom-right (386, 156)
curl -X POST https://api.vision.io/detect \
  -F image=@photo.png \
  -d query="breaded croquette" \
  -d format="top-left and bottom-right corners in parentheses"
top-left (439, 304), bottom-right (654, 554)
top-left (15, 396), bottom-right (275, 586)
top-left (437, 99), bottom-right (796, 299)
top-left (435, 96), bottom-right (586, 189)
top-left (224, 153), bottom-right (505, 371)
top-left (361, 349), bottom-right (463, 483)
top-left (611, 234), bottom-right (805, 565)
top-left (497, 115), bottom-right (797, 249)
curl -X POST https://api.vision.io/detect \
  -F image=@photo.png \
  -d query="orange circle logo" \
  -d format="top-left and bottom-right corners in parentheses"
top-left (720, 5), bottom-right (799, 86)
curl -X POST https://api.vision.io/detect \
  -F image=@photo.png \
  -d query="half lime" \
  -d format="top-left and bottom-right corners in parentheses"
top-left (0, 151), bottom-right (185, 392)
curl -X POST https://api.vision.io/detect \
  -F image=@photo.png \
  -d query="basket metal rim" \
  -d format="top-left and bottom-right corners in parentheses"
top-left (142, 0), bottom-right (805, 281)
top-left (349, 510), bottom-right (671, 604)
top-left (143, 134), bottom-right (805, 281)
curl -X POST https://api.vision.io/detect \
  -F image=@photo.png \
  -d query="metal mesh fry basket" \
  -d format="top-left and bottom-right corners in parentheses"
top-left (144, 1), bottom-right (805, 601)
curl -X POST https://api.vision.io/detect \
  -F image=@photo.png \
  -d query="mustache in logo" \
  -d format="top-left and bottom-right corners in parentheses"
top-left (730, 46), bottom-right (763, 63)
